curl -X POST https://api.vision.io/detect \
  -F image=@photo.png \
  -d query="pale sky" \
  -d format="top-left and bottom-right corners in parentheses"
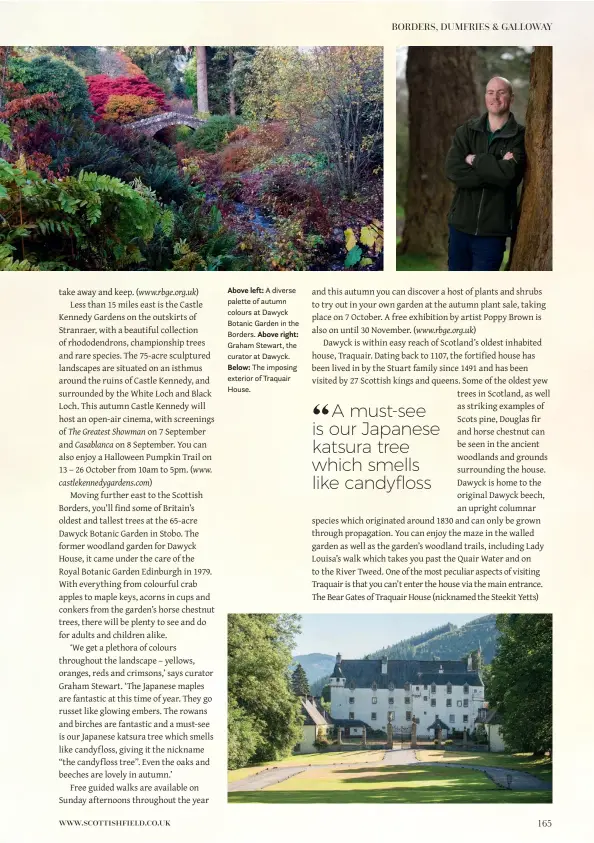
top-left (293, 614), bottom-right (488, 658)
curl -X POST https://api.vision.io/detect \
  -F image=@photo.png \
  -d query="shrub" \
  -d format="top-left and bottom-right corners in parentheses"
top-left (220, 173), bottom-right (244, 202)
top-left (251, 121), bottom-right (288, 152)
top-left (188, 114), bottom-right (242, 153)
top-left (260, 166), bottom-right (330, 233)
top-left (227, 124), bottom-right (251, 143)
top-left (266, 217), bottom-right (324, 270)
top-left (219, 141), bottom-right (269, 174)
top-left (44, 120), bottom-right (189, 206)
top-left (9, 55), bottom-right (93, 117)
top-left (0, 161), bottom-right (173, 269)
top-left (172, 202), bottom-right (245, 271)
top-left (86, 74), bottom-right (168, 120)
top-left (102, 94), bottom-right (160, 123)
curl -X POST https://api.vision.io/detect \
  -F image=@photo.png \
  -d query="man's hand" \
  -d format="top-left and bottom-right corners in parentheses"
top-left (465, 154), bottom-right (476, 166)
top-left (503, 151), bottom-right (516, 161)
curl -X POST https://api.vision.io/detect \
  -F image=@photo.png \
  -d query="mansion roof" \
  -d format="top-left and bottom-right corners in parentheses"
top-left (333, 659), bottom-right (483, 689)
top-left (300, 696), bottom-right (329, 727)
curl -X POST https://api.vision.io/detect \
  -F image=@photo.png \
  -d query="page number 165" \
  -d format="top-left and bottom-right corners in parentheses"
top-left (538, 820), bottom-right (552, 828)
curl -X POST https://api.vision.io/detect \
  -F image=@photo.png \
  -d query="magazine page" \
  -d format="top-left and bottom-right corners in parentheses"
top-left (0, 1), bottom-right (587, 841)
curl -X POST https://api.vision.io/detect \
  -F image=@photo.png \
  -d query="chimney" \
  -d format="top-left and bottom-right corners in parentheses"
top-left (438, 664), bottom-right (444, 674)
top-left (381, 655), bottom-right (388, 675)
top-left (336, 652), bottom-right (342, 664)
top-left (467, 653), bottom-right (473, 671)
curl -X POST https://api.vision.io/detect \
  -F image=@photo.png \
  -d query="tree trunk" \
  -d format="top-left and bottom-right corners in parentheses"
top-left (0, 46), bottom-right (13, 112)
top-left (195, 46), bottom-right (209, 114)
top-left (508, 47), bottom-right (552, 271)
top-left (228, 50), bottom-right (236, 116)
top-left (399, 47), bottom-right (479, 263)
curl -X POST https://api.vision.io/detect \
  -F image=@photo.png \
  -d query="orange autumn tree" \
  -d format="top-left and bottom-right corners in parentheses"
top-left (102, 94), bottom-right (160, 123)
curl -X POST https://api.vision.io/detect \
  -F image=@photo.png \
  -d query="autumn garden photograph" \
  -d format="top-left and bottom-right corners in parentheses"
top-left (0, 46), bottom-right (383, 271)
top-left (397, 46), bottom-right (552, 272)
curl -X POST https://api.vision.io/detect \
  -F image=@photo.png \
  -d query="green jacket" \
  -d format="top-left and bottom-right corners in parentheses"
top-left (445, 112), bottom-right (526, 238)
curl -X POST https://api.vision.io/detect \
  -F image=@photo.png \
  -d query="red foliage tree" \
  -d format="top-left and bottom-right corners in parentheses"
top-left (0, 92), bottom-right (64, 177)
top-left (86, 74), bottom-right (168, 120)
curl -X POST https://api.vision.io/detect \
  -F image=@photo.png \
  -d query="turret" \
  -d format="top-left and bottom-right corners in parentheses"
top-left (329, 652), bottom-right (345, 687)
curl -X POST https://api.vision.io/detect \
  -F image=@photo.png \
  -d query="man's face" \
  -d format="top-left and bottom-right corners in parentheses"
top-left (485, 78), bottom-right (513, 115)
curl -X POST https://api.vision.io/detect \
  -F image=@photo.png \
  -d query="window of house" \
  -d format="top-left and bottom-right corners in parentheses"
top-left (388, 697), bottom-right (394, 705)
top-left (464, 684), bottom-right (469, 694)
top-left (431, 699), bottom-right (436, 707)
top-left (423, 696), bottom-right (427, 701)
top-left (404, 682), bottom-right (410, 692)
top-left (446, 683), bottom-right (452, 694)
top-left (371, 712), bottom-right (377, 721)
top-left (405, 711), bottom-right (411, 721)
top-left (372, 682), bottom-right (377, 692)
top-left (388, 710), bottom-right (394, 720)
top-left (404, 697), bottom-right (411, 705)
top-left (431, 683), bottom-right (436, 693)
top-left (463, 698), bottom-right (469, 708)
top-left (446, 698), bottom-right (452, 707)
top-left (457, 700), bottom-right (462, 707)
top-left (372, 697), bottom-right (378, 704)
top-left (388, 682), bottom-right (395, 691)
top-left (449, 715), bottom-right (455, 724)
top-left (349, 697), bottom-right (355, 705)
top-left (423, 685), bottom-right (428, 690)
top-left (463, 715), bottom-right (469, 723)
top-left (350, 680), bottom-right (356, 690)
top-left (349, 712), bottom-right (354, 720)
top-left (416, 686), bottom-right (420, 691)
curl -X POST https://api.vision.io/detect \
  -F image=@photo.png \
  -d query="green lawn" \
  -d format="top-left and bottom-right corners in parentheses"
top-left (416, 750), bottom-right (552, 784)
top-left (395, 236), bottom-right (444, 271)
top-left (229, 764), bottom-right (551, 803)
top-left (228, 749), bottom-right (385, 782)
top-left (397, 253), bottom-right (444, 271)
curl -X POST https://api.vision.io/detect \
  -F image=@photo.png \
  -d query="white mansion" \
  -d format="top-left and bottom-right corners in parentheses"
top-left (328, 652), bottom-right (486, 737)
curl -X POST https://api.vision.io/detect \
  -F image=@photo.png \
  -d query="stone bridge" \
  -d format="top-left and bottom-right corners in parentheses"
top-left (127, 111), bottom-right (206, 138)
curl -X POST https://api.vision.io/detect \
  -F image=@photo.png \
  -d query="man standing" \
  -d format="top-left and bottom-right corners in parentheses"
top-left (445, 76), bottom-right (526, 271)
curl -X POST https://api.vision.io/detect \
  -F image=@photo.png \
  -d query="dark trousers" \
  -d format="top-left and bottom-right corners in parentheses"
top-left (448, 225), bottom-right (506, 271)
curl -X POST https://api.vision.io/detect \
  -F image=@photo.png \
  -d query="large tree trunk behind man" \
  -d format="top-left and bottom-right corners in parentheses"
top-left (195, 46), bottom-right (209, 114)
top-left (398, 47), bottom-right (479, 264)
top-left (508, 47), bottom-right (552, 271)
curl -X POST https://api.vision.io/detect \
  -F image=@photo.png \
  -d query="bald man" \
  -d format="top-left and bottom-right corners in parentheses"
top-left (445, 76), bottom-right (526, 271)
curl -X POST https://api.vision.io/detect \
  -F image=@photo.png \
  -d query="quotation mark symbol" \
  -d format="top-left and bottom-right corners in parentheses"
top-left (313, 405), bottom-right (329, 415)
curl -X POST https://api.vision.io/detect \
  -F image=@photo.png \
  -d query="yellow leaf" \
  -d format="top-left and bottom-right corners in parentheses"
top-left (360, 226), bottom-right (377, 249)
top-left (344, 228), bottom-right (357, 251)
